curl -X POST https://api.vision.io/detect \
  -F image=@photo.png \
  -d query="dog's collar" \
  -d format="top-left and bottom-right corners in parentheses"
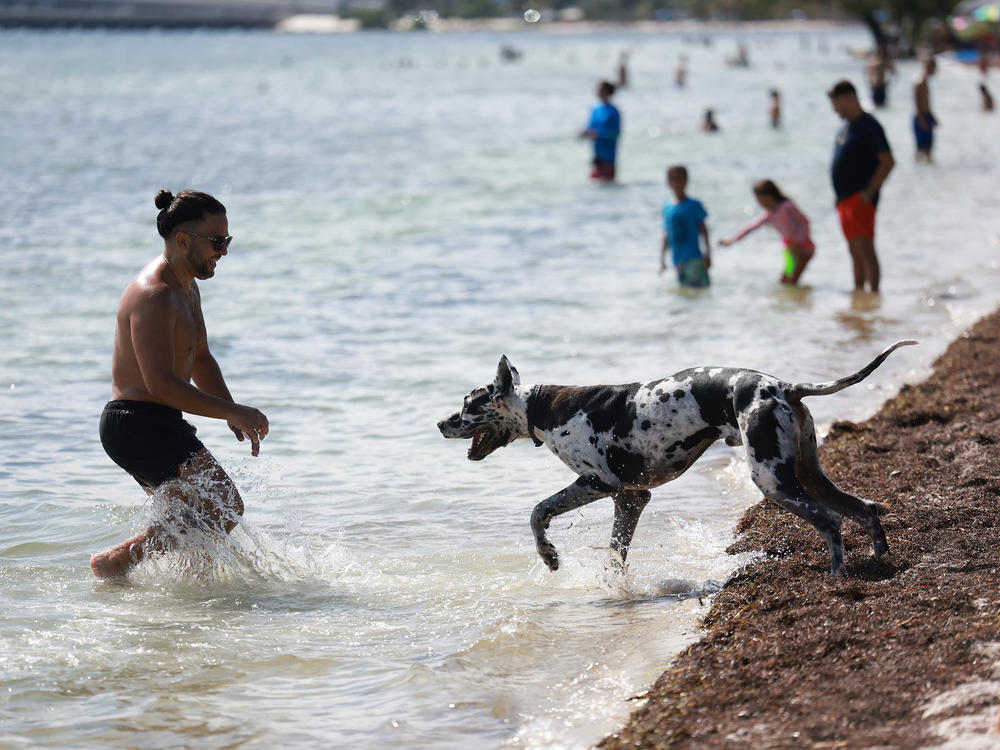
top-left (526, 385), bottom-right (544, 447)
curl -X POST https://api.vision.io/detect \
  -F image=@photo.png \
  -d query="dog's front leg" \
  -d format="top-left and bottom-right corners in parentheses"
top-left (610, 490), bottom-right (652, 571)
top-left (530, 475), bottom-right (614, 571)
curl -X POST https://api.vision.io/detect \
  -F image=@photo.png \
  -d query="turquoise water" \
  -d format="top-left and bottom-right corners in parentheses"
top-left (1, 26), bottom-right (999, 749)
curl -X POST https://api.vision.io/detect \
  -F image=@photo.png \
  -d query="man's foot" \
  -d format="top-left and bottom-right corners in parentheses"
top-left (90, 540), bottom-right (142, 578)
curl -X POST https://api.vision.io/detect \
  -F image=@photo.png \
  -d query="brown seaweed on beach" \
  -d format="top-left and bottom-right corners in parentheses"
top-left (601, 312), bottom-right (1000, 749)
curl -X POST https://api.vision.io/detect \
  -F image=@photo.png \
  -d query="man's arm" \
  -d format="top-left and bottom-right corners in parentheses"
top-left (191, 344), bottom-right (262, 453)
top-left (660, 232), bottom-right (670, 274)
top-left (130, 291), bottom-right (235, 420)
top-left (189, 284), bottom-right (234, 404)
top-left (130, 290), bottom-right (268, 454)
top-left (700, 222), bottom-right (712, 269)
top-left (862, 151), bottom-right (895, 203)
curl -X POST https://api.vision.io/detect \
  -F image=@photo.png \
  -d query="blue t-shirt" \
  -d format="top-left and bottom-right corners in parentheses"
top-left (587, 102), bottom-right (621, 163)
top-left (663, 198), bottom-right (708, 264)
top-left (831, 112), bottom-right (891, 204)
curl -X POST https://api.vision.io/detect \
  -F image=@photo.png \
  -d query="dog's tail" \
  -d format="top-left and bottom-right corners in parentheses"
top-left (786, 340), bottom-right (918, 400)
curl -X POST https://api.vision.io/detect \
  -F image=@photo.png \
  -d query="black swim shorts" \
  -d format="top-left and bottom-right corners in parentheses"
top-left (100, 400), bottom-right (205, 489)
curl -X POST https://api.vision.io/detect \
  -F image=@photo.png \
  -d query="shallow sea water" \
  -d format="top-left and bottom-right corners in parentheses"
top-left (1, 25), bottom-right (999, 749)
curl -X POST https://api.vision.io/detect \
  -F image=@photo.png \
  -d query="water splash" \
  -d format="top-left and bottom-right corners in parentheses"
top-left (123, 476), bottom-right (331, 591)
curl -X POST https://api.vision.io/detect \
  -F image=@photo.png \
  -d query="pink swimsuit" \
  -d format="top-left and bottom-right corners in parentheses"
top-left (729, 199), bottom-right (815, 252)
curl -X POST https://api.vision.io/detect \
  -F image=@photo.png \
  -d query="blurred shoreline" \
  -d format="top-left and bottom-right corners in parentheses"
top-left (0, 2), bottom-right (857, 34)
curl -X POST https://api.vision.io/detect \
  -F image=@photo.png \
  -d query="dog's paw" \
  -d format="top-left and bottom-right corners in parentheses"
top-left (873, 536), bottom-right (890, 558)
top-left (606, 549), bottom-right (626, 577)
top-left (537, 543), bottom-right (559, 572)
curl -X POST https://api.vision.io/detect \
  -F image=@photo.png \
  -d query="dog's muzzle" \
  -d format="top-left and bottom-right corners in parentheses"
top-left (437, 413), bottom-right (467, 438)
top-left (438, 414), bottom-right (504, 461)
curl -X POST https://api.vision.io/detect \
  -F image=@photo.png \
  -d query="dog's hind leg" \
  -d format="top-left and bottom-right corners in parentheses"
top-left (609, 490), bottom-right (651, 571)
top-left (742, 401), bottom-right (847, 576)
top-left (791, 402), bottom-right (889, 558)
top-left (752, 466), bottom-right (847, 576)
top-left (531, 475), bottom-right (614, 572)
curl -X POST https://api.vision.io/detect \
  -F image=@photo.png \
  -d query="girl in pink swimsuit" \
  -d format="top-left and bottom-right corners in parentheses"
top-left (720, 179), bottom-right (815, 284)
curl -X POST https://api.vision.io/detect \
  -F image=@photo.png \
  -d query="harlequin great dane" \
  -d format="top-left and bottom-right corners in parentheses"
top-left (438, 341), bottom-right (916, 577)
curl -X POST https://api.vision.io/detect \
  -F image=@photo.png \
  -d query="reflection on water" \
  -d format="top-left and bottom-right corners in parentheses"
top-left (835, 290), bottom-right (886, 341)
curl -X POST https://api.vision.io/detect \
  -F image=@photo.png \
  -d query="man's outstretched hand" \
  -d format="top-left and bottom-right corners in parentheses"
top-left (228, 406), bottom-right (269, 457)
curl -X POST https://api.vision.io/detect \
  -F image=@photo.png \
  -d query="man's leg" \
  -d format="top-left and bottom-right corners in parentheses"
top-left (847, 237), bottom-right (866, 290)
top-left (90, 448), bottom-right (243, 578)
top-left (848, 237), bottom-right (879, 292)
top-left (171, 447), bottom-right (244, 534)
top-left (858, 236), bottom-right (880, 292)
top-left (89, 488), bottom-right (161, 578)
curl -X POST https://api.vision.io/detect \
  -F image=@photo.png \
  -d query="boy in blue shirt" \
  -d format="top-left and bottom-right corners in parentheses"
top-left (660, 165), bottom-right (712, 287)
top-left (579, 80), bottom-right (621, 181)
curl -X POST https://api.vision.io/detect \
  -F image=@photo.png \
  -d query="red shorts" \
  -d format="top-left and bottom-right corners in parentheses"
top-left (590, 160), bottom-right (615, 181)
top-left (836, 192), bottom-right (876, 240)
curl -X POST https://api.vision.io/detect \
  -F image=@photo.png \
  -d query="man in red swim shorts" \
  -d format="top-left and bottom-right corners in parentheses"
top-left (828, 80), bottom-right (895, 292)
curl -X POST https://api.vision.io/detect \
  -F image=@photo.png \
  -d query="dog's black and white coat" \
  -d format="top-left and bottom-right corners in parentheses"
top-left (438, 341), bottom-right (916, 576)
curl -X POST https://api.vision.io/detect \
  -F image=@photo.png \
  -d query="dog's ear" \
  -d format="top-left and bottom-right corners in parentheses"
top-left (494, 355), bottom-right (520, 397)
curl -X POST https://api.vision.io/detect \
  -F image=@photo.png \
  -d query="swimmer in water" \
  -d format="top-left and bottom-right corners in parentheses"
top-left (579, 80), bottom-right (621, 182)
top-left (913, 55), bottom-right (938, 162)
top-left (719, 179), bottom-right (815, 285)
top-left (701, 108), bottom-right (720, 132)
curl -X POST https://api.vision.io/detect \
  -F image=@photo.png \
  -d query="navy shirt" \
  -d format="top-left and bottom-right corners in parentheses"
top-left (831, 112), bottom-right (891, 204)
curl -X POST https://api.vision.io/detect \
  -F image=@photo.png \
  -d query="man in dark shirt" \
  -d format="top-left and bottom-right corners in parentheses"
top-left (828, 79), bottom-right (895, 293)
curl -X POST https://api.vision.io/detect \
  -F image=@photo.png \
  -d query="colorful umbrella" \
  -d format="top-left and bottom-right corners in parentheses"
top-left (950, 2), bottom-right (1000, 40)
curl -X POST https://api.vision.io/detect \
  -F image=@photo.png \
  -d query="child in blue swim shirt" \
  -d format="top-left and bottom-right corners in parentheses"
top-left (580, 80), bottom-right (621, 181)
top-left (660, 165), bottom-right (711, 287)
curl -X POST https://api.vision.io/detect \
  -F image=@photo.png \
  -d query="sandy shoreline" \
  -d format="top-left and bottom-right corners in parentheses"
top-left (601, 308), bottom-right (1000, 749)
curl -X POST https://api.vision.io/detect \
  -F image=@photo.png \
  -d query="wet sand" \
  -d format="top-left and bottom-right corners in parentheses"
top-left (601, 309), bottom-right (1000, 749)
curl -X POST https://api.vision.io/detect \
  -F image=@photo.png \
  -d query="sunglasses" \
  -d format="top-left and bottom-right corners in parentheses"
top-left (182, 230), bottom-right (233, 253)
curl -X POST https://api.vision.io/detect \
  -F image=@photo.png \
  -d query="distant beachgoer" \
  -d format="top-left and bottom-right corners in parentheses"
top-left (913, 56), bottom-right (938, 161)
top-left (617, 52), bottom-right (628, 88)
top-left (867, 48), bottom-right (894, 107)
top-left (499, 44), bottom-right (523, 63)
top-left (701, 108), bottom-right (720, 132)
top-left (90, 189), bottom-right (269, 578)
top-left (727, 43), bottom-right (750, 68)
top-left (675, 54), bottom-right (688, 88)
top-left (719, 179), bottom-right (815, 285)
top-left (660, 165), bottom-right (711, 288)
top-left (981, 83), bottom-right (995, 112)
top-left (579, 80), bottom-right (621, 182)
top-left (769, 89), bottom-right (781, 128)
top-left (828, 79), bottom-right (895, 293)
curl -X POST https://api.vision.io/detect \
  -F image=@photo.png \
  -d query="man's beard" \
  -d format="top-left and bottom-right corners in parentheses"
top-left (187, 252), bottom-right (215, 280)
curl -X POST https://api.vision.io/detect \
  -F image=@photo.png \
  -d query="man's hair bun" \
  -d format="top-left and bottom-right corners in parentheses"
top-left (154, 189), bottom-right (175, 210)
top-left (153, 189), bottom-right (226, 239)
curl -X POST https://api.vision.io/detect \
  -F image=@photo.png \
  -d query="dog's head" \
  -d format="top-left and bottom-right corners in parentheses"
top-left (438, 356), bottom-right (523, 461)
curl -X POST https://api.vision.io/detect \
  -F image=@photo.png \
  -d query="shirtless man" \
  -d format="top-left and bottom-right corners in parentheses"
top-left (866, 47), bottom-right (894, 108)
top-left (90, 189), bottom-right (269, 578)
top-left (913, 56), bottom-right (938, 161)
top-left (769, 89), bottom-right (781, 129)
